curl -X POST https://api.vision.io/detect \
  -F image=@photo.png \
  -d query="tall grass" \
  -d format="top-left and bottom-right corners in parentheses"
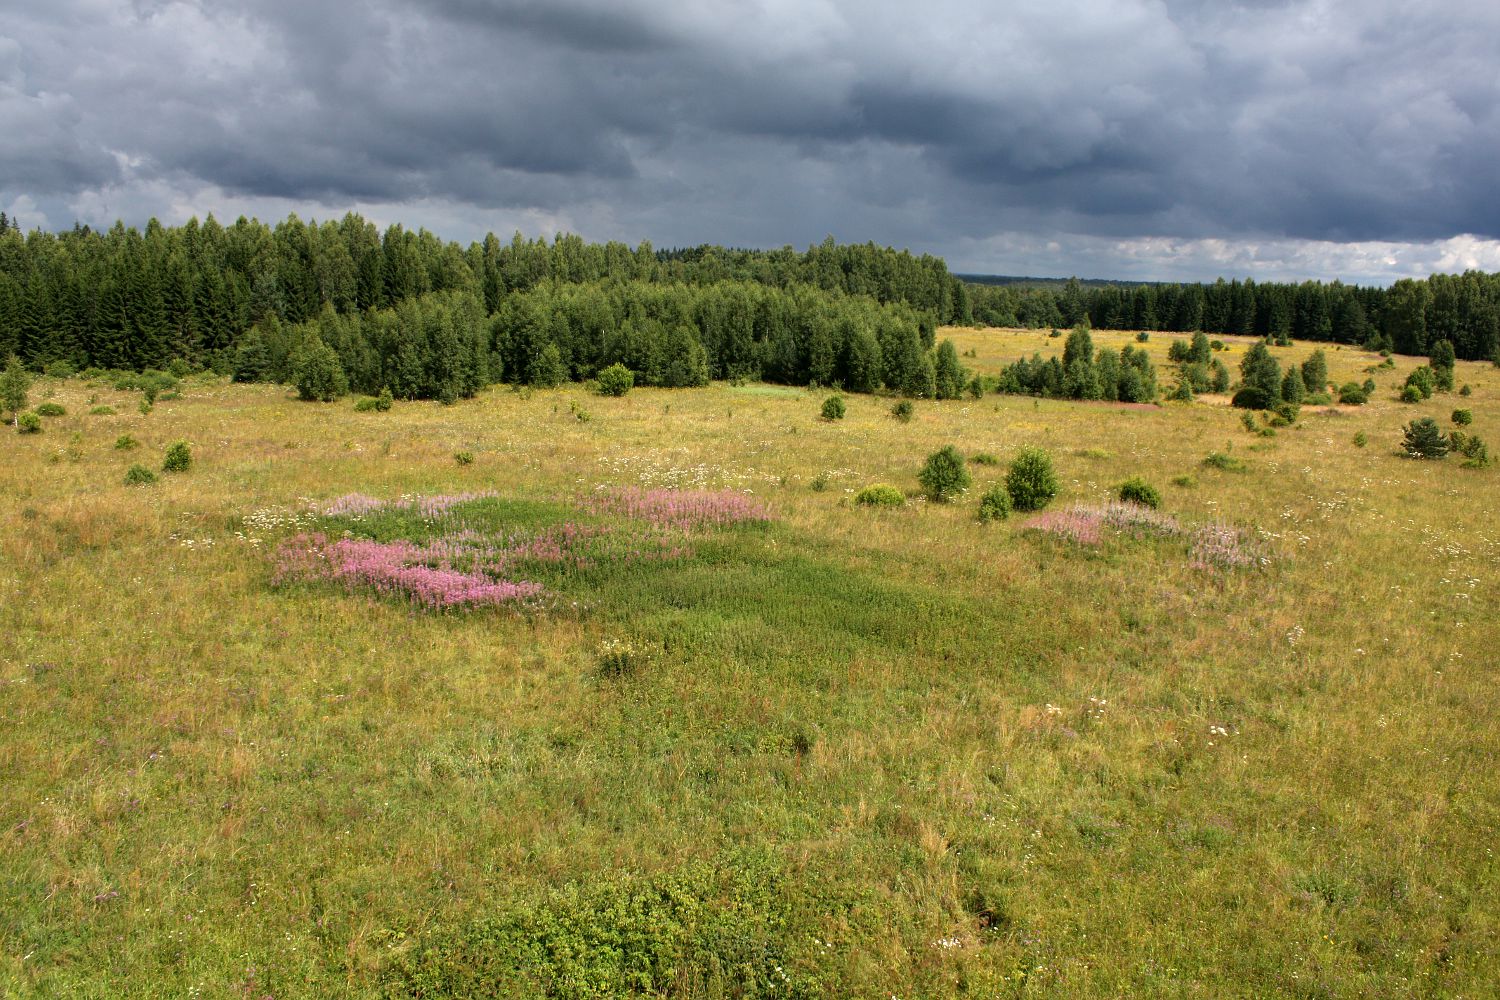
top-left (1, 337), bottom-right (1496, 997)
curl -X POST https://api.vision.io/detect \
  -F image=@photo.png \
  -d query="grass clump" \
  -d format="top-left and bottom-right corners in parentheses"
top-left (918, 445), bottom-right (971, 503)
top-left (454, 450), bottom-right (475, 466)
top-left (1005, 446), bottom-right (1059, 511)
top-left (162, 441), bottom-right (192, 472)
top-left (977, 484), bottom-right (1013, 522)
top-left (114, 434), bottom-right (139, 450)
top-left (820, 394), bottom-right (845, 420)
top-left (123, 464), bottom-right (157, 485)
top-left (855, 484), bottom-right (905, 508)
top-left (889, 399), bottom-right (913, 422)
top-left (1202, 451), bottom-right (1247, 472)
top-left (968, 451), bottom-right (1000, 466)
top-left (34, 402), bottom-right (66, 417)
top-left (1353, 431), bottom-right (1368, 448)
top-left (90, 405), bottom-right (117, 416)
top-left (1116, 476), bottom-right (1162, 509)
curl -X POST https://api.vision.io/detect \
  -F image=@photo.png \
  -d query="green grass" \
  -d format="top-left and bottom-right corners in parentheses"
top-left (2, 334), bottom-right (1498, 997)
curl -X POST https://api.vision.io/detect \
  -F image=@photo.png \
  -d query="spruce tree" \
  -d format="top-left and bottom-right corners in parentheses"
top-left (1300, 350), bottom-right (1328, 395)
top-left (1281, 365), bottom-right (1306, 405)
top-left (0, 354), bottom-right (29, 423)
top-left (1234, 341), bottom-right (1282, 409)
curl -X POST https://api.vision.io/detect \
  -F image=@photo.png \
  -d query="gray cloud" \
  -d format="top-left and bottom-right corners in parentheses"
top-left (1, 0), bottom-right (1497, 282)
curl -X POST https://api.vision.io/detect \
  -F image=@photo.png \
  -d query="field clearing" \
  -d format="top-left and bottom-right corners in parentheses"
top-left (2, 326), bottom-right (1497, 997)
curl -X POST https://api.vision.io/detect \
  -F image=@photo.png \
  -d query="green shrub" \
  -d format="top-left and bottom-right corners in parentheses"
top-left (166, 357), bottom-right (194, 378)
top-left (1116, 476), bottom-right (1162, 508)
top-left (34, 402), bottom-right (66, 417)
top-left (1452, 409), bottom-right (1473, 426)
top-left (293, 338), bottom-right (349, 401)
top-left (1460, 384), bottom-right (1472, 397)
top-left (138, 399), bottom-right (152, 416)
top-left (820, 394), bottom-right (845, 420)
top-left (595, 362), bottom-right (634, 397)
top-left (1353, 431), bottom-right (1367, 448)
top-left (114, 434), bottom-right (138, 450)
top-left (162, 441), bottom-right (192, 472)
top-left (90, 405), bottom-right (116, 416)
top-left (977, 485), bottom-right (1013, 521)
top-left (454, 450), bottom-right (474, 466)
top-left (967, 375), bottom-right (984, 399)
top-left (1005, 446), bottom-right (1059, 511)
top-left (43, 360), bottom-right (76, 379)
top-left (1404, 366), bottom-right (1435, 399)
top-left (1270, 401), bottom-right (1299, 426)
top-left (376, 386), bottom-right (394, 411)
top-left (353, 396), bottom-right (380, 412)
top-left (1306, 392), bottom-right (1333, 405)
top-left (890, 399), bottom-right (913, 422)
top-left (1, 354), bottom-right (30, 420)
top-left (1170, 474), bottom-right (1197, 488)
top-left (1401, 418), bottom-right (1448, 459)
top-left (919, 445), bottom-right (972, 503)
top-left (528, 342), bottom-right (568, 387)
top-left (969, 452), bottom-right (1000, 466)
top-left (16, 411), bottom-right (41, 434)
top-left (1400, 384), bottom-right (1423, 404)
top-left (1136, 331), bottom-right (1150, 342)
top-left (1455, 433), bottom-right (1490, 468)
top-left (1240, 411), bottom-right (1259, 433)
top-left (1202, 451), bottom-right (1246, 472)
top-left (1210, 339), bottom-right (1226, 352)
top-left (855, 484), bottom-right (905, 508)
top-left (124, 464), bottom-right (156, 486)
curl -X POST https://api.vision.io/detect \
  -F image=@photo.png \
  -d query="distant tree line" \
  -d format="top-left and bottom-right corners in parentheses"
top-left (968, 273), bottom-right (1500, 361)
top-left (0, 216), bottom-right (976, 400)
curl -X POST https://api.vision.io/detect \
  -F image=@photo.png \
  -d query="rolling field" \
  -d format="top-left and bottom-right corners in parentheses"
top-left (2, 327), bottom-right (1497, 998)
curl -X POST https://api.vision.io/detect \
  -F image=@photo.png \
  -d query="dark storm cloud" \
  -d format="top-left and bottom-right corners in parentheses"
top-left (0, 0), bottom-right (1497, 280)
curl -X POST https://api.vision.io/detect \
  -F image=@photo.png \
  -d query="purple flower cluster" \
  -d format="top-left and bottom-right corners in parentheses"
top-left (1023, 507), bottom-right (1106, 546)
top-left (1189, 523), bottom-right (1267, 570)
top-left (584, 487), bottom-right (770, 531)
top-left (273, 532), bottom-right (543, 609)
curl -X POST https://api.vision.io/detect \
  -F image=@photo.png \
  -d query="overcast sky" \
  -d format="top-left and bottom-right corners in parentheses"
top-left (3, 0), bottom-right (1498, 284)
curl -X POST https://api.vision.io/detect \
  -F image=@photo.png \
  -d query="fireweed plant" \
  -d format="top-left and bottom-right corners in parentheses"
top-left (271, 488), bottom-right (771, 611)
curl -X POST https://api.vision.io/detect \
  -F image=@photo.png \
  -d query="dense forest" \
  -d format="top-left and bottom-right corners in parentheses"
top-left (0, 211), bottom-right (1496, 403)
top-left (0, 213), bottom-right (964, 399)
top-left (968, 272), bottom-right (1500, 362)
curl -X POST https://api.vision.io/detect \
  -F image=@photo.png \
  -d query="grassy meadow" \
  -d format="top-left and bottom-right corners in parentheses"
top-left (2, 327), bottom-right (1497, 997)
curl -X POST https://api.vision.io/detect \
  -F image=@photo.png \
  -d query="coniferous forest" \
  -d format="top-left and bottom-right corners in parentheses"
top-left (0, 211), bottom-right (1496, 404)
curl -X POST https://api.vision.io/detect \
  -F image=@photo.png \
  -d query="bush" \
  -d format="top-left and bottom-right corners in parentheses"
top-left (166, 357), bottom-right (194, 379)
top-left (1401, 418), bottom-right (1448, 459)
top-left (16, 411), bottom-right (41, 434)
top-left (1005, 446), bottom-right (1059, 511)
top-left (1452, 409), bottom-right (1473, 426)
top-left (855, 484), bottom-right (905, 508)
top-left (969, 452), bottom-right (1000, 466)
top-left (1136, 331), bottom-right (1150, 342)
top-left (595, 362), bottom-right (634, 397)
top-left (1306, 392), bottom-right (1333, 405)
top-left (1400, 384), bottom-right (1423, 404)
top-left (1353, 431), bottom-right (1367, 448)
top-left (90, 405), bottom-right (116, 416)
top-left (1455, 433), bottom-right (1491, 468)
top-left (353, 397), bottom-right (380, 412)
top-left (43, 360), bottom-right (76, 379)
top-left (890, 399), bottom-right (913, 422)
top-left (1171, 474), bottom-right (1197, 488)
top-left (1270, 401), bottom-right (1299, 426)
top-left (1460, 384), bottom-right (1472, 397)
top-left (1404, 366), bottom-right (1435, 399)
top-left (1210, 339), bottom-right (1226, 352)
top-left (34, 402), bottom-right (66, 417)
top-left (977, 485), bottom-right (1013, 521)
top-left (1, 354), bottom-right (30, 420)
top-left (114, 434), bottom-right (138, 450)
top-left (967, 375), bottom-right (984, 399)
top-left (162, 441), bottom-right (192, 472)
top-left (124, 464), bottom-right (157, 486)
top-left (293, 338), bottom-right (349, 402)
top-left (1116, 476), bottom-right (1162, 509)
top-left (454, 450), bottom-right (475, 466)
top-left (918, 445), bottom-right (972, 503)
top-left (376, 386), bottom-right (394, 411)
top-left (820, 395), bottom-right (846, 420)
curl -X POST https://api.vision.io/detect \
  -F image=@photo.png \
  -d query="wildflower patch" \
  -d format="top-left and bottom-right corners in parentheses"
top-left (270, 488), bottom-right (766, 610)
top-left (1024, 501), bottom-right (1269, 571)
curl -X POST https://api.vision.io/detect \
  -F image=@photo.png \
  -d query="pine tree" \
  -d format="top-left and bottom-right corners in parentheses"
top-left (0, 353), bottom-right (29, 422)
